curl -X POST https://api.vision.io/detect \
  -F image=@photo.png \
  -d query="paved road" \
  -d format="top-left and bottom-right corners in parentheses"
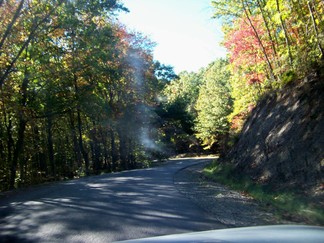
top-left (0, 157), bottom-right (224, 242)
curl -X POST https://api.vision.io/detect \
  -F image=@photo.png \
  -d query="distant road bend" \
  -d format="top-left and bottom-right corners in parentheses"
top-left (0, 157), bottom-right (224, 242)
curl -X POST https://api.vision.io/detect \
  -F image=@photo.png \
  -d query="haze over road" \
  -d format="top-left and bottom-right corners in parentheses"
top-left (0, 157), bottom-right (224, 242)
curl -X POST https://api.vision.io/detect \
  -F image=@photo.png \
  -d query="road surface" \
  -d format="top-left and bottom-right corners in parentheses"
top-left (0, 157), bottom-right (224, 242)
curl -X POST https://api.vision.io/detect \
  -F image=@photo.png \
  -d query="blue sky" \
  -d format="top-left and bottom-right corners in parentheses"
top-left (118, 0), bottom-right (226, 73)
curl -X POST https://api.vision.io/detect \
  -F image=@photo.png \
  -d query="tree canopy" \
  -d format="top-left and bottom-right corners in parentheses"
top-left (195, 59), bottom-right (232, 149)
top-left (212, 0), bottom-right (323, 129)
top-left (0, 0), bottom-right (165, 190)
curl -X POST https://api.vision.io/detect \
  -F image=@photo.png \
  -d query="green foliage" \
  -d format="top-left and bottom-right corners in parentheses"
top-left (159, 60), bottom-right (234, 153)
top-left (195, 59), bottom-right (232, 149)
top-left (280, 70), bottom-right (297, 86)
top-left (213, 0), bottom-right (324, 130)
top-left (227, 70), bottom-right (260, 124)
top-left (157, 71), bottom-right (204, 153)
top-left (204, 160), bottom-right (324, 225)
top-left (154, 61), bottom-right (179, 82)
top-left (0, 0), bottom-right (168, 191)
top-left (272, 70), bottom-right (298, 89)
top-left (163, 71), bottom-right (203, 113)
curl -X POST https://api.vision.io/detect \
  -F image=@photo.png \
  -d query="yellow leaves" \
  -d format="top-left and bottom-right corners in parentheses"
top-left (272, 12), bottom-right (282, 24)
top-left (92, 16), bottom-right (106, 29)
top-left (82, 134), bottom-right (90, 143)
top-left (50, 28), bottom-right (65, 38)
top-left (0, 54), bottom-right (10, 68)
top-left (265, 0), bottom-right (277, 11)
top-left (18, 32), bottom-right (28, 42)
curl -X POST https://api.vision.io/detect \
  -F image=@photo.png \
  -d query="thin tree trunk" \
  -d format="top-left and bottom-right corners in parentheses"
top-left (257, 0), bottom-right (280, 70)
top-left (6, 116), bottom-right (14, 170)
top-left (2, 112), bottom-right (14, 190)
top-left (118, 128), bottom-right (127, 171)
top-left (307, 1), bottom-right (324, 57)
top-left (9, 71), bottom-right (29, 189)
top-left (0, 124), bottom-right (5, 165)
top-left (46, 116), bottom-right (55, 177)
top-left (110, 128), bottom-right (117, 171)
top-left (128, 137), bottom-right (136, 169)
top-left (0, 1), bottom-right (64, 87)
top-left (69, 111), bottom-right (82, 169)
top-left (275, 0), bottom-right (293, 65)
top-left (33, 124), bottom-right (47, 175)
top-left (242, 0), bottom-right (275, 80)
top-left (0, 0), bottom-right (25, 52)
top-left (102, 134), bottom-right (110, 171)
top-left (90, 123), bottom-right (101, 174)
top-left (77, 110), bottom-right (89, 175)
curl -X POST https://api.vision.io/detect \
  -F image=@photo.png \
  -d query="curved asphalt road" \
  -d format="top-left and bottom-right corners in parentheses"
top-left (0, 157), bottom-right (224, 242)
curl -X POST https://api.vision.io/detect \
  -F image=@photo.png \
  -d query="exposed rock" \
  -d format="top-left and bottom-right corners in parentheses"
top-left (225, 73), bottom-right (324, 192)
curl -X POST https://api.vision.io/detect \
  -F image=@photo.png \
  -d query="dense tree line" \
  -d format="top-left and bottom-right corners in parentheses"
top-left (160, 0), bottom-right (323, 154)
top-left (1, 0), bottom-right (322, 191)
top-left (0, 0), bottom-right (170, 191)
top-left (212, 0), bottom-right (324, 129)
top-left (159, 59), bottom-right (232, 152)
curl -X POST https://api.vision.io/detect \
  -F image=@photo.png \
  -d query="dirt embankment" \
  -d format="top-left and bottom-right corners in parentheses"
top-left (225, 72), bottom-right (323, 194)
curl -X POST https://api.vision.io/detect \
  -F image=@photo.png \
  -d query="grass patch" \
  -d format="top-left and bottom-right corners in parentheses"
top-left (204, 160), bottom-right (324, 225)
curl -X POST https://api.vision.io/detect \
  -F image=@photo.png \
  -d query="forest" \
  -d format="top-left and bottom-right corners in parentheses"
top-left (0, 0), bottom-right (323, 191)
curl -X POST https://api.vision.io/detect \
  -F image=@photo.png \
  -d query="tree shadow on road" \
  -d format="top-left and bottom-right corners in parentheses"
top-left (0, 158), bottom-right (223, 242)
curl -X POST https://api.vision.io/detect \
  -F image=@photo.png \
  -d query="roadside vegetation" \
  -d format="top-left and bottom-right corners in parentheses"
top-left (204, 160), bottom-right (324, 225)
top-left (198, 0), bottom-right (324, 225)
top-left (0, 0), bottom-right (323, 208)
top-left (0, 0), bottom-right (177, 191)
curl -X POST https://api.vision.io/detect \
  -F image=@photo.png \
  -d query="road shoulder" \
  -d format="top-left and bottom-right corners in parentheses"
top-left (173, 161), bottom-right (291, 227)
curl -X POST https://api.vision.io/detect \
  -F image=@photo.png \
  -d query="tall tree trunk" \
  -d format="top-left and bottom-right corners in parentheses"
top-left (275, 0), bottom-right (293, 65)
top-left (46, 115), bottom-right (55, 177)
top-left (33, 124), bottom-right (47, 175)
top-left (71, 22), bottom-right (89, 175)
top-left (110, 128), bottom-right (118, 171)
top-left (0, 0), bottom-right (25, 52)
top-left (118, 128), bottom-right (128, 170)
top-left (293, 0), bottom-right (308, 39)
top-left (307, 1), bottom-right (324, 58)
top-left (242, 0), bottom-right (275, 80)
top-left (0, 123), bottom-right (5, 165)
top-left (9, 71), bottom-right (29, 189)
top-left (6, 115), bottom-right (14, 171)
top-left (90, 123), bottom-right (101, 174)
top-left (10, 119), bottom-right (26, 189)
top-left (0, 1), bottom-right (64, 87)
top-left (77, 110), bottom-right (89, 175)
top-left (257, 0), bottom-right (280, 70)
top-left (128, 137), bottom-right (136, 169)
top-left (69, 111), bottom-right (82, 169)
top-left (3, 112), bottom-right (14, 190)
top-left (102, 132), bottom-right (110, 171)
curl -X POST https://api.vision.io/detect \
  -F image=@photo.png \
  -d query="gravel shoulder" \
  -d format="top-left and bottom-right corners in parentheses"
top-left (173, 161), bottom-right (292, 227)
